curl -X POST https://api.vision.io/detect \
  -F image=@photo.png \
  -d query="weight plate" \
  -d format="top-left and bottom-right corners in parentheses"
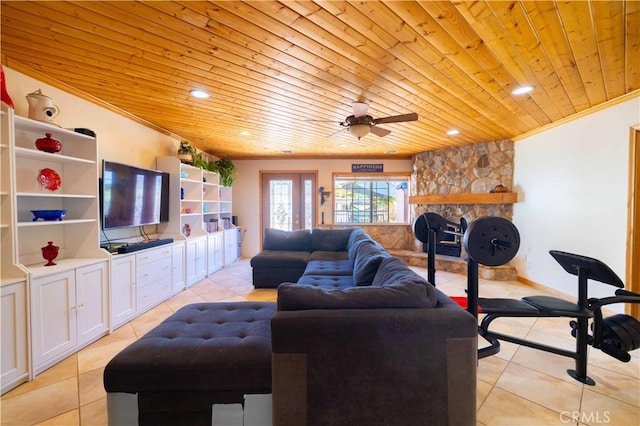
top-left (463, 216), bottom-right (520, 266)
top-left (413, 212), bottom-right (447, 243)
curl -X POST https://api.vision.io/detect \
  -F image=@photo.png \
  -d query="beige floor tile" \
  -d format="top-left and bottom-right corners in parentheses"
top-left (2, 354), bottom-right (77, 398)
top-left (78, 367), bottom-right (106, 406)
top-left (34, 409), bottom-right (79, 425)
top-left (495, 363), bottom-right (583, 414)
top-left (580, 388), bottom-right (640, 426)
top-left (477, 379), bottom-right (493, 409)
top-left (77, 333), bottom-right (137, 375)
top-left (129, 303), bottom-right (173, 337)
top-left (477, 387), bottom-right (568, 425)
top-left (510, 345), bottom-right (579, 384)
top-left (585, 364), bottom-right (640, 407)
top-left (163, 289), bottom-right (206, 311)
top-left (587, 346), bottom-right (640, 380)
top-left (79, 397), bottom-right (108, 426)
top-left (477, 355), bottom-right (509, 385)
top-left (492, 340), bottom-right (521, 362)
top-left (0, 377), bottom-right (78, 426)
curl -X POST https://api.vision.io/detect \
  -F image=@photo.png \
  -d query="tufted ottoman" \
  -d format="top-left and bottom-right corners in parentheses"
top-left (103, 302), bottom-right (277, 426)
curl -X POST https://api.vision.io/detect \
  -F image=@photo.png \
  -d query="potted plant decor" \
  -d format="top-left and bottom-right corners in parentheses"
top-left (211, 157), bottom-right (236, 187)
top-left (177, 141), bottom-right (194, 164)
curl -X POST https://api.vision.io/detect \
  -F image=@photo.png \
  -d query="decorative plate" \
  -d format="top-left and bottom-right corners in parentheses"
top-left (37, 168), bottom-right (61, 191)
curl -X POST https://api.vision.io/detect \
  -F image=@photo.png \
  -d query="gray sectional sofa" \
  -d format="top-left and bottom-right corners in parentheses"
top-left (255, 227), bottom-right (479, 425)
top-left (105, 227), bottom-right (478, 425)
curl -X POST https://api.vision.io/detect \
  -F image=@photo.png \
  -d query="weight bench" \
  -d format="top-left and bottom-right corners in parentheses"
top-left (103, 302), bottom-right (277, 426)
top-left (414, 212), bottom-right (640, 386)
top-left (476, 250), bottom-right (640, 385)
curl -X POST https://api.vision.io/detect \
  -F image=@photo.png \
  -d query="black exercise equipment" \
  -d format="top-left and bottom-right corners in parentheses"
top-left (413, 212), bottom-right (640, 385)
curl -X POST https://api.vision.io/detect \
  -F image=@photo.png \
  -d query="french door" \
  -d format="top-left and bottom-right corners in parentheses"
top-left (261, 172), bottom-right (317, 239)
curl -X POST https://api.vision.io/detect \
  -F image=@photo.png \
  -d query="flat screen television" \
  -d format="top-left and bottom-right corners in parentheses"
top-left (101, 160), bottom-right (169, 229)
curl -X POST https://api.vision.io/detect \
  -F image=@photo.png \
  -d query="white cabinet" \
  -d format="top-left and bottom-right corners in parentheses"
top-left (186, 236), bottom-right (207, 287)
top-left (136, 245), bottom-right (172, 312)
top-left (171, 241), bottom-right (185, 294)
top-left (1, 280), bottom-right (28, 394)
top-left (110, 254), bottom-right (136, 330)
top-left (207, 232), bottom-right (224, 275)
top-left (76, 262), bottom-right (109, 345)
top-left (224, 228), bottom-right (239, 265)
top-left (30, 261), bottom-right (108, 375)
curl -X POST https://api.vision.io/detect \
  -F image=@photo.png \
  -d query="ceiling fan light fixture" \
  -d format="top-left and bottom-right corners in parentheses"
top-left (190, 89), bottom-right (210, 99)
top-left (349, 123), bottom-right (370, 139)
top-left (511, 85), bottom-right (534, 95)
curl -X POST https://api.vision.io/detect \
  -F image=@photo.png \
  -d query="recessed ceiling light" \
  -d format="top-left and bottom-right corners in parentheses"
top-left (511, 85), bottom-right (534, 95)
top-left (282, 150), bottom-right (293, 154)
top-left (385, 150), bottom-right (397, 155)
top-left (239, 130), bottom-right (251, 136)
top-left (190, 89), bottom-right (210, 99)
top-left (446, 129), bottom-right (460, 136)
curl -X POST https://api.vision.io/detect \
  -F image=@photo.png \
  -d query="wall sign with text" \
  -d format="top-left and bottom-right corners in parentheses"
top-left (351, 164), bottom-right (384, 173)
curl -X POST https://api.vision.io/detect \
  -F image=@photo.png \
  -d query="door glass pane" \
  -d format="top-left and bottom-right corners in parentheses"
top-left (303, 179), bottom-right (312, 230)
top-left (270, 180), bottom-right (292, 230)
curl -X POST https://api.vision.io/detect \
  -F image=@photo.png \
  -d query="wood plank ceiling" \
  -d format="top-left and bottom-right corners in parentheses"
top-left (1, 1), bottom-right (639, 159)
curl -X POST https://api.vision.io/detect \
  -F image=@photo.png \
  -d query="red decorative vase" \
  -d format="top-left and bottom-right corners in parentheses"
top-left (35, 133), bottom-right (62, 153)
top-left (41, 241), bottom-right (59, 266)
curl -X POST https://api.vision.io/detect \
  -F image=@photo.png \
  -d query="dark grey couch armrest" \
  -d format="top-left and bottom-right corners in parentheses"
top-left (271, 303), bottom-right (477, 426)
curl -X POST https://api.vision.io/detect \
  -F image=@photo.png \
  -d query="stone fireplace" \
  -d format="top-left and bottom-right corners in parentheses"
top-left (410, 139), bottom-right (516, 260)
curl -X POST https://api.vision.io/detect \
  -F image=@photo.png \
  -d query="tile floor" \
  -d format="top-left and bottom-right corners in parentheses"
top-left (1, 258), bottom-right (638, 425)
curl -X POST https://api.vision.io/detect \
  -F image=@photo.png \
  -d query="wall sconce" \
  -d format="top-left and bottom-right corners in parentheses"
top-left (318, 186), bottom-right (331, 205)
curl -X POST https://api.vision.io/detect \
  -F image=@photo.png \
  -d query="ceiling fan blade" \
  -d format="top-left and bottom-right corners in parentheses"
top-left (373, 112), bottom-right (418, 124)
top-left (370, 126), bottom-right (391, 137)
top-left (352, 102), bottom-right (369, 117)
top-left (327, 128), bottom-right (347, 138)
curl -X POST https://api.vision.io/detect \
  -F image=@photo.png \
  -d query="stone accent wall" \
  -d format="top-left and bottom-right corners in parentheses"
top-left (411, 139), bottom-right (515, 254)
top-left (320, 224), bottom-right (413, 250)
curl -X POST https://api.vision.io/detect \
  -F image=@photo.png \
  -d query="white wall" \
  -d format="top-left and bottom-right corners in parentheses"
top-left (233, 158), bottom-right (412, 256)
top-left (513, 97), bottom-right (640, 309)
top-left (4, 67), bottom-right (180, 168)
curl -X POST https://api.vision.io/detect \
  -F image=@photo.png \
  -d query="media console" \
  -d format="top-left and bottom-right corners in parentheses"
top-left (101, 238), bottom-right (174, 254)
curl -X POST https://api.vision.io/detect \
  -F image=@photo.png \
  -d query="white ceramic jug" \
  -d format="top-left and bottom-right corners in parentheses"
top-left (26, 89), bottom-right (60, 122)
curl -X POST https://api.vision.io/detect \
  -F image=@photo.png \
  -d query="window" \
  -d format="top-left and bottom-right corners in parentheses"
top-left (333, 174), bottom-right (410, 224)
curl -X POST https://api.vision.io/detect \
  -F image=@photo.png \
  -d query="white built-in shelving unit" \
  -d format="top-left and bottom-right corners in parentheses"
top-left (156, 156), bottom-right (237, 285)
top-left (1, 103), bottom-right (109, 391)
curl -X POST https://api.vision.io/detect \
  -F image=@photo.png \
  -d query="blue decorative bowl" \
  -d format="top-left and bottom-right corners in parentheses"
top-left (31, 210), bottom-right (67, 221)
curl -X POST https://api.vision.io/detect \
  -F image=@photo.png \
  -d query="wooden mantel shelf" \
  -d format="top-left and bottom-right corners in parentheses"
top-left (409, 192), bottom-right (519, 205)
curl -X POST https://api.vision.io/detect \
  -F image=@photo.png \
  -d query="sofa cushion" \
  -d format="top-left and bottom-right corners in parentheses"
top-left (277, 281), bottom-right (432, 311)
top-left (311, 228), bottom-right (354, 252)
top-left (372, 257), bottom-right (438, 308)
top-left (263, 228), bottom-right (312, 251)
top-left (308, 251), bottom-right (350, 262)
top-left (250, 250), bottom-right (310, 268)
top-left (303, 259), bottom-right (353, 276)
top-left (296, 275), bottom-right (355, 290)
top-left (347, 230), bottom-right (373, 266)
top-left (353, 241), bottom-right (388, 286)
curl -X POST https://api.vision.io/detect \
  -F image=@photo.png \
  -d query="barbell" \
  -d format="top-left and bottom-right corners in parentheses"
top-left (413, 212), bottom-right (520, 267)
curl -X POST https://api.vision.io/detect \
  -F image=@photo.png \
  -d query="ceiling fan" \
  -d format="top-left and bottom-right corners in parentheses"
top-left (338, 102), bottom-right (418, 140)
